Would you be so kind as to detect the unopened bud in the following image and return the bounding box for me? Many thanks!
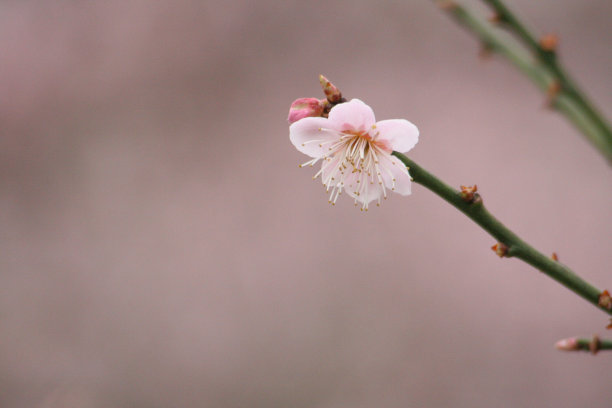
[539,34,558,52]
[491,242,508,257]
[319,75,343,104]
[545,80,561,108]
[287,97,325,124]
[488,12,502,23]
[598,290,612,310]
[460,185,478,202]
[437,0,457,10]
[555,337,579,351]
[478,43,494,60]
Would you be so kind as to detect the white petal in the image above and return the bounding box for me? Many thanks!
[380,155,412,196]
[327,99,376,132]
[375,119,419,153]
[289,117,340,158]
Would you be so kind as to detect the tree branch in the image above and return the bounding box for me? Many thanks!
[393,151,611,315]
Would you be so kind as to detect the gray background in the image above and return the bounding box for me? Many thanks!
[1,0,611,407]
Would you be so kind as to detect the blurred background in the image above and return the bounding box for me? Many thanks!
[1,0,611,407]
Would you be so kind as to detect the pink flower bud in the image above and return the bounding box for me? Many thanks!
[319,75,342,103]
[287,97,325,124]
[555,337,579,351]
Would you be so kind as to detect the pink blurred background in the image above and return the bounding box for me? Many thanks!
[1,0,611,407]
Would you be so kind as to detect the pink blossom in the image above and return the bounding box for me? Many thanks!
[287,97,325,124]
[289,99,419,210]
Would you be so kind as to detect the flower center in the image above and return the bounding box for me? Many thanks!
[298,125,400,210]
[324,128,395,209]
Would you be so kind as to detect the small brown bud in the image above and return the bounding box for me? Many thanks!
[478,43,494,60]
[437,0,457,10]
[551,252,559,261]
[460,185,478,202]
[598,290,612,310]
[539,33,558,52]
[589,334,601,355]
[545,80,561,108]
[491,242,508,257]
[488,12,502,23]
[607,318,612,330]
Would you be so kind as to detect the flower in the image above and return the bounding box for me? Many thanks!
[289,98,419,210]
[287,97,326,124]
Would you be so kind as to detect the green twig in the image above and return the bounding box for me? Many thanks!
[392,151,611,315]
[555,335,612,353]
[574,338,612,352]
[436,1,612,164]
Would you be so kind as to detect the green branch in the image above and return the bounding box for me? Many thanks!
[555,336,612,353]
[436,1,612,164]
[392,151,611,315]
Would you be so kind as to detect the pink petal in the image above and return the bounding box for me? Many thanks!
[380,155,412,195]
[327,99,376,133]
[375,119,419,153]
[342,171,384,206]
[289,117,340,158]
[342,171,377,200]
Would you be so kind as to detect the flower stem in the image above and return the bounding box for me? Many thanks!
[392,151,611,315]
[436,1,612,164]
